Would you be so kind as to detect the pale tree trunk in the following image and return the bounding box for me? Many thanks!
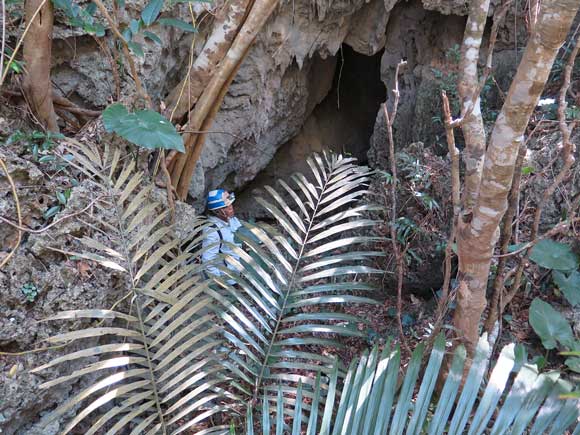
[22,0,59,132]
[453,0,580,353]
[164,0,252,122]
[171,0,279,199]
[458,0,490,212]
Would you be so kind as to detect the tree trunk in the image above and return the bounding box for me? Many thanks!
[22,0,59,132]
[453,0,580,354]
[171,0,279,199]
[164,0,252,122]
[458,0,490,212]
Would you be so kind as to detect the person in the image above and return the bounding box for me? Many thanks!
[201,188,243,280]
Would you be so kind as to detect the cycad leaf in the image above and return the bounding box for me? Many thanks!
[447,335,491,434]
[388,343,425,435]
[406,334,446,435]
[38,143,225,434]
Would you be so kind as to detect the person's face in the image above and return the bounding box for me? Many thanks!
[216,204,234,220]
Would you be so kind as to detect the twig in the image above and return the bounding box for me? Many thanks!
[0,157,22,270]
[0,196,104,234]
[0,0,48,87]
[383,60,410,355]
[93,35,121,101]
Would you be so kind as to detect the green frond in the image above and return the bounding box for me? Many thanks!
[36,142,226,434]
[210,152,383,422]
[258,334,580,434]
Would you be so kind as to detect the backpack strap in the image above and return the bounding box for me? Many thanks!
[215,227,224,254]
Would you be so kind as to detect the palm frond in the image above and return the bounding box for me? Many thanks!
[34,141,224,434]
[260,334,580,434]
[211,152,384,420]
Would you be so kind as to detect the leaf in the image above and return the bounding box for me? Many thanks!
[102,103,128,132]
[143,30,163,45]
[56,191,67,205]
[93,23,106,37]
[158,18,197,32]
[122,27,132,42]
[141,0,164,26]
[529,239,579,271]
[127,41,145,57]
[38,155,56,163]
[529,298,574,350]
[44,205,61,219]
[552,270,580,306]
[564,356,580,373]
[53,0,74,15]
[129,18,141,34]
[521,166,535,175]
[507,242,527,252]
[8,364,18,378]
[102,104,184,152]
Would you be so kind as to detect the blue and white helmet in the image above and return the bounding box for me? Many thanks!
[207,189,235,210]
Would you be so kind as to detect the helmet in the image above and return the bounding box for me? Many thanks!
[207,189,235,210]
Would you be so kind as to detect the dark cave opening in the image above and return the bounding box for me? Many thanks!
[236,44,386,216]
[308,43,387,165]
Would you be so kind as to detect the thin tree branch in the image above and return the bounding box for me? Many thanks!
[427,90,461,345]
[383,59,410,355]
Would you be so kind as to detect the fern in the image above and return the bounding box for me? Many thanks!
[209,152,384,420]
[33,140,226,434]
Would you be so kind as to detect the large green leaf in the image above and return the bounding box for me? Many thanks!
[529,298,574,350]
[158,17,197,32]
[141,0,164,26]
[553,270,580,306]
[102,104,184,152]
[530,239,579,271]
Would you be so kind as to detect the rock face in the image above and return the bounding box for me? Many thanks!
[0,0,540,432]
[44,0,486,213]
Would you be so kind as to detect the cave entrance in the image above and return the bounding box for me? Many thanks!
[309,44,387,164]
[237,44,386,217]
